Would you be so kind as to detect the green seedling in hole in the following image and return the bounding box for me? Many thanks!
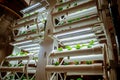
[68,20,72,23]
[33,57,38,60]
[74,3,77,6]
[74,61,79,65]
[8,64,12,67]
[58,7,63,11]
[76,18,80,20]
[86,61,92,64]
[77,78,83,80]
[85,15,90,18]
[18,63,24,67]
[32,29,36,32]
[58,47,63,51]
[16,52,19,56]
[89,40,95,45]
[54,62,59,66]
[10,75,14,79]
[10,54,14,56]
[22,31,27,35]
[64,62,70,65]
[75,44,81,49]
[87,45,92,48]
[65,46,72,50]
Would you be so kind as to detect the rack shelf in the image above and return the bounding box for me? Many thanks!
[54,14,99,30]
[52,0,95,17]
[13,19,36,30]
[10,37,40,46]
[50,46,102,58]
[17,12,39,23]
[14,31,37,39]
[6,55,29,61]
[66,72,103,76]
[53,22,101,36]
[46,63,103,74]
[0,67,24,72]
[55,0,73,8]
[64,54,103,62]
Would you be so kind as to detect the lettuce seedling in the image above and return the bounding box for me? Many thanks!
[58,47,63,51]
[89,40,95,45]
[54,62,59,66]
[74,3,77,6]
[75,44,81,49]
[77,78,83,80]
[86,61,92,64]
[58,7,63,11]
[65,46,72,50]
[74,61,79,65]
[64,62,70,65]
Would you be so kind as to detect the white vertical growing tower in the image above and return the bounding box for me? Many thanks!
[46,0,111,80]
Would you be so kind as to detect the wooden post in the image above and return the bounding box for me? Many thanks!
[98,0,117,80]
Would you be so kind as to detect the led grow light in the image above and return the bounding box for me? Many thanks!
[64,54,103,62]
[67,7,97,20]
[27,49,40,52]
[68,7,97,17]
[55,28,92,37]
[11,40,33,46]
[24,47,40,51]
[20,2,41,14]
[31,50,39,52]
[34,7,46,13]
[59,33,95,42]
[18,43,39,48]
[63,39,98,45]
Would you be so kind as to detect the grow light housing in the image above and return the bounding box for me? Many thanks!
[19,44,40,48]
[64,54,103,62]
[11,40,33,46]
[59,33,95,42]
[63,39,98,45]
[20,2,42,14]
[24,47,40,51]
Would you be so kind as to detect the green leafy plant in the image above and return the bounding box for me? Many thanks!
[74,61,79,65]
[75,44,81,49]
[74,3,77,6]
[87,45,92,48]
[31,29,36,32]
[58,47,63,51]
[65,46,72,50]
[58,7,63,11]
[19,52,28,56]
[76,18,80,20]
[54,62,59,66]
[63,62,70,65]
[85,15,90,18]
[87,40,95,48]
[33,57,38,60]
[21,31,27,35]
[77,78,83,80]
[18,63,24,67]
[89,40,95,45]
[10,54,14,56]
[86,61,92,64]
[8,64,12,67]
